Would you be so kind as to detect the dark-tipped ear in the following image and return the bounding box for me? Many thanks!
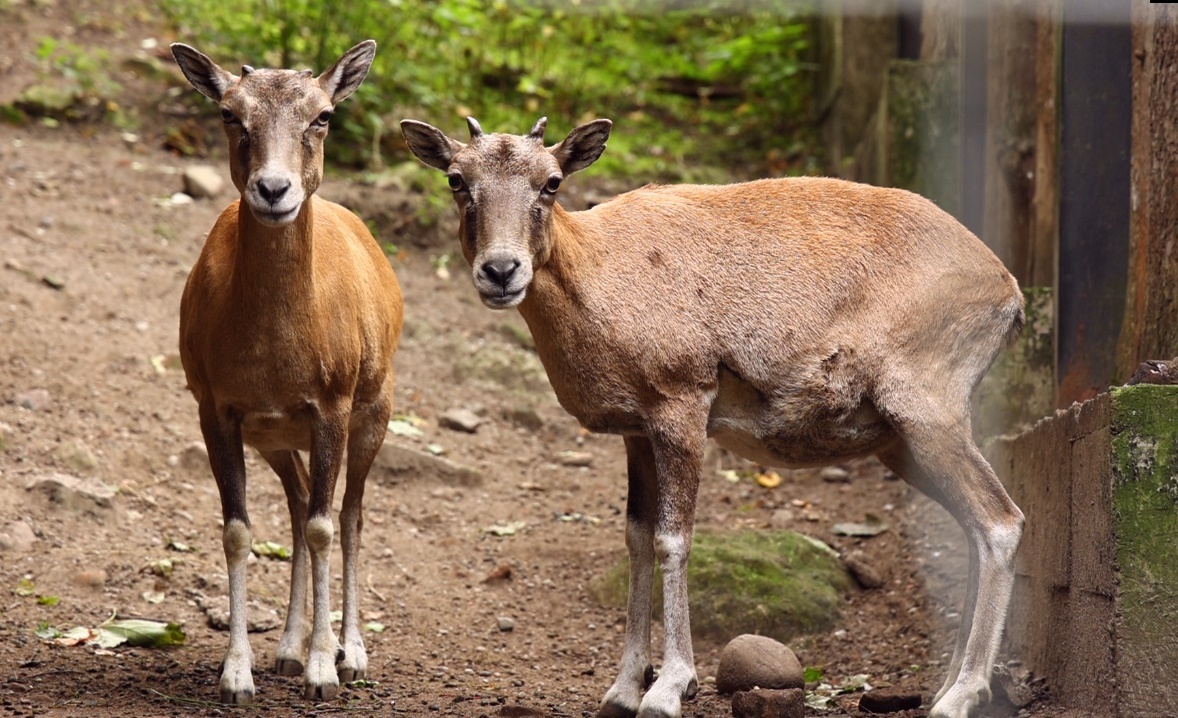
[319,40,377,105]
[550,119,612,175]
[171,43,236,102]
[400,120,464,171]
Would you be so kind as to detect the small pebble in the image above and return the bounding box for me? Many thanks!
[75,569,108,590]
[819,466,850,483]
[497,616,515,632]
[15,388,51,411]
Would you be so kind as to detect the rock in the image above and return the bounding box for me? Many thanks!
[504,404,543,430]
[591,531,851,642]
[858,690,922,713]
[183,165,225,199]
[15,388,51,411]
[716,634,804,694]
[374,440,482,486]
[769,508,793,529]
[0,421,13,451]
[731,688,804,718]
[75,569,108,590]
[451,344,550,393]
[179,441,209,472]
[555,450,593,467]
[200,595,282,632]
[0,521,36,552]
[843,549,884,589]
[53,439,98,473]
[26,473,117,520]
[819,466,850,483]
[990,664,1035,710]
[497,616,515,632]
[439,408,482,433]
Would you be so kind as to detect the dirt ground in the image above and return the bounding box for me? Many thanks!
[0,2,1091,717]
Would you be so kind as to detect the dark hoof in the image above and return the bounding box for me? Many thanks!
[274,657,304,676]
[683,678,698,700]
[644,664,655,688]
[336,646,346,664]
[338,666,366,683]
[596,701,638,718]
[305,681,339,701]
[219,687,255,705]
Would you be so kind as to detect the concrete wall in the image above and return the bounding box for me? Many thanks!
[987,385,1178,716]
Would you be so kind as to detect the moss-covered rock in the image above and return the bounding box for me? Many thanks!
[451,342,551,395]
[589,530,852,642]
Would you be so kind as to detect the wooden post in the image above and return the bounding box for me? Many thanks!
[1116,1,1178,378]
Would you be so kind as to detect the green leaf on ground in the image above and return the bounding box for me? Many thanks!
[37,595,59,606]
[251,541,292,560]
[16,578,35,597]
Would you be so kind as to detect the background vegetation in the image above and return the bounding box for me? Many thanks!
[163,0,820,181]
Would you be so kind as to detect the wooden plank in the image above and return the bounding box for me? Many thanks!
[1029,0,1060,290]
[1116,0,1178,378]
[981,0,1038,282]
[1055,1,1131,407]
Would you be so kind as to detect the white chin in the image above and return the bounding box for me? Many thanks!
[481,290,526,309]
[249,204,301,226]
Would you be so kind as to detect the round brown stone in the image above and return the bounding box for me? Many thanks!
[715,634,803,694]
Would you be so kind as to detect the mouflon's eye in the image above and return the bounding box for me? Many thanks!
[314,109,333,126]
[220,107,238,124]
[543,175,562,194]
[447,174,465,192]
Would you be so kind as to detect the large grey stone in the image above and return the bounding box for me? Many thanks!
[374,440,481,486]
[183,165,225,199]
[25,473,117,520]
[0,521,36,552]
[716,634,803,695]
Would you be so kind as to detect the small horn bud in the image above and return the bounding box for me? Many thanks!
[528,116,548,140]
[241,65,255,76]
[467,116,483,138]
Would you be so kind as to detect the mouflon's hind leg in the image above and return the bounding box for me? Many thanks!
[261,450,312,677]
[597,436,659,718]
[200,402,256,704]
[337,388,393,684]
[879,418,1023,718]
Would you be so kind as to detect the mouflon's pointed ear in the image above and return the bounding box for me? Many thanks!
[171,43,236,102]
[400,120,465,171]
[319,40,377,105]
[550,119,612,175]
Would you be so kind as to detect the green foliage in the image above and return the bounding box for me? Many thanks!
[164,0,818,179]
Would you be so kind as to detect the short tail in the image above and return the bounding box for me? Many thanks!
[1005,293,1026,347]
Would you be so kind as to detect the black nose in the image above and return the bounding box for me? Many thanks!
[257,177,291,205]
[481,258,521,289]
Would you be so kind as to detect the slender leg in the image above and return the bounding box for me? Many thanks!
[199,402,255,705]
[337,387,393,683]
[598,436,659,718]
[262,450,312,677]
[636,407,707,718]
[303,405,350,701]
[881,423,1023,718]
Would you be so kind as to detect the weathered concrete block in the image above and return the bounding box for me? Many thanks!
[990,385,1178,716]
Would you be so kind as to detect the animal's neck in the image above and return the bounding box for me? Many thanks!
[518,203,596,330]
[233,196,317,305]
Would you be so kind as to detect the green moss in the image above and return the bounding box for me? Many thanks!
[884,60,960,216]
[1110,385,1178,675]
[589,530,851,643]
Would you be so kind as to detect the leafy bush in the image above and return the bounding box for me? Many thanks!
[165,0,819,180]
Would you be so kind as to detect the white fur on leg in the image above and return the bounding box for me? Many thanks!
[929,520,1022,718]
[337,499,367,683]
[636,533,697,718]
[934,540,978,704]
[599,519,655,716]
[220,519,256,704]
[304,515,341,700]
[275,535,311,675]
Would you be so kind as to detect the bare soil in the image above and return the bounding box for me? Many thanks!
[0,3,1090,717]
